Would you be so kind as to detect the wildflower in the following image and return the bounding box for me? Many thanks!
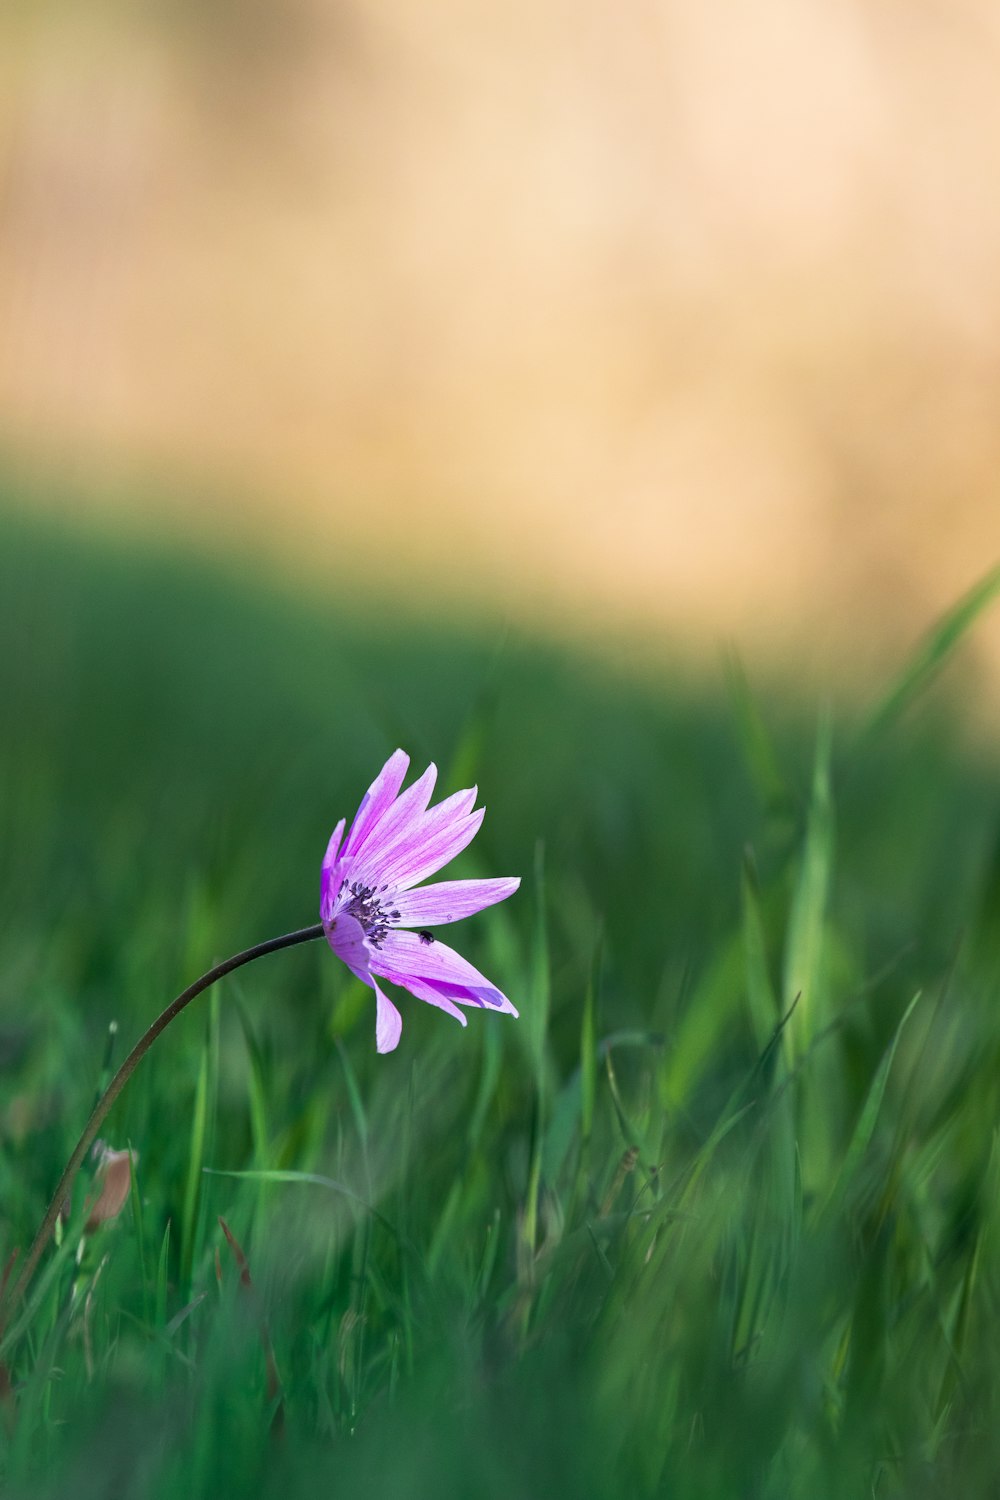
[321,750,520,1052]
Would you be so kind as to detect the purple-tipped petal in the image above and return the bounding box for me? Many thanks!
[353,762,438,871]
[374,982,403,1053]
[373,930,518,1015]
[320,817,347,922]
[391,974,468,1026]
[325,911,373,986]
[377,803,485,893]
[357,783,474,884]
[392,877,521,927]
[342,750,409,861]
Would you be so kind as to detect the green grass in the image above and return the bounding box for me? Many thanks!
[2,496,1000,1497]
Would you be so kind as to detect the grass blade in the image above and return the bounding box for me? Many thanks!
[822,990,921,1217]
[862,563,1000,740]
[783,709,833,1065]
[180,990,219,1292]
[725,648,789,809]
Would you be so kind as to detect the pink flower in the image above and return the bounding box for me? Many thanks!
[321,750,520,1052]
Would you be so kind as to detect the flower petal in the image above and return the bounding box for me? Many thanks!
[325,911,374,986]
[374,982,403,1053]
[391,974,468,1027]
[342,749,409,861]
[391,877,521,927]
[354,782,472,885]
[372,930,517,1014]
[320,817,346,922]
[376,800,485,893]
[353,762,438,872]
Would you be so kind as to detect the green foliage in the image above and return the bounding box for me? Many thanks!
[1,499,1000,1497]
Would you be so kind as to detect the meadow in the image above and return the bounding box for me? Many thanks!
[1,500,999,1498]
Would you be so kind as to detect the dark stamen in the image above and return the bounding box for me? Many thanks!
[342,880,396,948]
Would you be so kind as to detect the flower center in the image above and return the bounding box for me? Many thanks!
[338,879,400,949]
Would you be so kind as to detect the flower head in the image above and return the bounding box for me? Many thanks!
[321,750,520,1052]
[84,1142,138,1232]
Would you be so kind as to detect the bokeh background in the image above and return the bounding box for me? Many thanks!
[1,0,999,697]
[6,10,1000,1495]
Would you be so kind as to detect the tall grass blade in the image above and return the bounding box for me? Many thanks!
[742,856,778,1051]
[659,935,744,1109]
[782,708,833,1065]
[862,562,1000,740]
[155,1219,171,1331]
[526,840,551,1102]
[580,934,601,1148]
[180,990,219,1291]
[235,998,272,1230]
[725,648,788,809]
[822,990,921,1217]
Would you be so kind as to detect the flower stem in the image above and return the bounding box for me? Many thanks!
[0,922,325,1344]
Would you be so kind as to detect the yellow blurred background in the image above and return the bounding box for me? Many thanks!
[2,0,999,695]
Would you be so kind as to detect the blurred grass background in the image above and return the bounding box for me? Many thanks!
[2,503,1000,1496]
[3,2,1000,1495]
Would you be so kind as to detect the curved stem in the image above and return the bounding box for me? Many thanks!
[0,922,325,1342]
